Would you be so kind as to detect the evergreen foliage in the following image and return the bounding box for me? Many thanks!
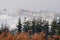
[57,16,60,35]
[17,18,22,33]
[51,19,58,35]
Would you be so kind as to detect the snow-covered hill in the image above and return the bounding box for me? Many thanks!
[0,9,60,30]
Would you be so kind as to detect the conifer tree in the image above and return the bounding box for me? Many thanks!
[57,16,60,35]
[51,19,58,35]
[30,17,37,34]
[32,20,36,33]
[17,18,22,33]
[43,21,49,40]
[0,23,4,34]
[23,17,30,32]
[36,19,42,33]
[43,21,49,33]
[23,21,29,32]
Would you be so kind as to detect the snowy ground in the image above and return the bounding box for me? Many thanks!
[0,13,58,31]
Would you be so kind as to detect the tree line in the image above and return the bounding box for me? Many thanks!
[0,17,60,40]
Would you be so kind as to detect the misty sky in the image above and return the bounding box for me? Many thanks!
[0,0,60,13]
[0,0,60,30]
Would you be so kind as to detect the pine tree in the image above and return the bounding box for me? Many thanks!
[17,18,22,33]
[43,21,49,33]
[23,17,30,32]
[0,23,4,34]
[23,21,29,32]
[57,16,60,35]
[32,20,36,33]
[25,17,36,34]
[43,21,49,40]
[36,19,42,33]
[51,19,58,35]
[30,17,37,34]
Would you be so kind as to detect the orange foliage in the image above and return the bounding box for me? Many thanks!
[0,32,60,40]
[39,31,45,40]
[32,31,45,40]
[16,32,29,40]
[32,33,40,40]
[0,32,16,40]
